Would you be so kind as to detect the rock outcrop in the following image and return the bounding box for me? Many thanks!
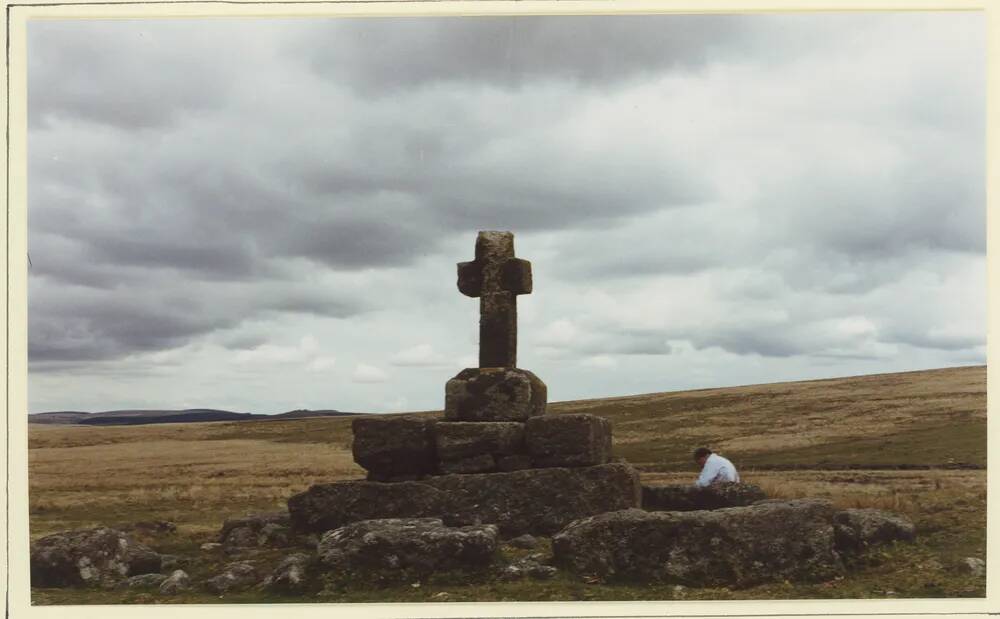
[219,511,293,550]
[317,518,498,581]
[30,527,162,588]
[552,500,845,586]
[833,508,916,553]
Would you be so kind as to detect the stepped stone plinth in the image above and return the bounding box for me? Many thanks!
[297,231,639,537]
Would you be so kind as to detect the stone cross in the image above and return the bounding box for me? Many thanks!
[457,231,532,368]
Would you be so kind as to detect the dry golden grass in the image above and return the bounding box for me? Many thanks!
[27,366,987,602]
[30,430,362,538]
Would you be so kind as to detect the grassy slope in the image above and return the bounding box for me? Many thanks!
[28,365,987,602]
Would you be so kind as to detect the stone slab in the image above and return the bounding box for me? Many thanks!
[287,481,446,534]
[351,415,436,477]
[434,421,525,460]
[287,463,641,537]
[525,414,612,467]
[424,462,641,536]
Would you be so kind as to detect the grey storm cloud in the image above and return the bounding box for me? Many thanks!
[298,14,758,93]
[25,11,985,383]
[27,20,241,130]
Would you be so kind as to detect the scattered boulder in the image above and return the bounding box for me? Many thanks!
[424,462,642,536]
[115,573,168,590]
[287,480,448,534]
[642,482,767,511]
[205,561,259,594]
[959,557,986,577]
[30,527,162,588]
[159,569,191,595]
[159,554,185,571]
[833,508,916,553]
[525,414,612,467]
[261,553,313,594]
[552,500,845,587]
[500,556,557,581]
[445,368,546,422]
[220,511,292,549]
[351,415,437,478]
[508,534,539,549]
[123,520,177,536]
[317,518,498,581]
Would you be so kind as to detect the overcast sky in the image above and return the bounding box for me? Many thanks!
[26,11,986,414]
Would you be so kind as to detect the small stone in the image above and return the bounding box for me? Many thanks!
[508,534,539,549]
[115,573,168,590]
[960,557,985,577]
[159,554,184,571]
[206,561,259,594]
[200,543,223,552]
[525,414,613,467]
[262,553,312,594]
[158,570,191,595]
[527,564,557,580]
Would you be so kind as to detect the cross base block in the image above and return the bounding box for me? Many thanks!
[445,367,547,422]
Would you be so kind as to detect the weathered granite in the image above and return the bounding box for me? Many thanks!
[552,499,845,586]
[287,463,641,537]
[642,482,767,511]
[287,480,448,534]
[445,367,547,422]
[317,518,498,580]
[351,415,437,477]
[525,414,612,467]
[457,231,532,368]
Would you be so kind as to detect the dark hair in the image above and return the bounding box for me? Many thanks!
[693,447,712,461]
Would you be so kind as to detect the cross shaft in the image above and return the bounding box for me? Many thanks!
[457,231,532,368]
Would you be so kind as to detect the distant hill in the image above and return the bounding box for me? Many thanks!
[28,411,93,425]
[269,409,359,420]
[29,407,362,426]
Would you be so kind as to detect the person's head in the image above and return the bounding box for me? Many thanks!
[693,447,712,466]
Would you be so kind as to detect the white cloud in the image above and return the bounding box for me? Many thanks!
[352,363,389,384]
[389,344,447,367]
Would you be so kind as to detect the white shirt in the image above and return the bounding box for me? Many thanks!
[696,453,740,487]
